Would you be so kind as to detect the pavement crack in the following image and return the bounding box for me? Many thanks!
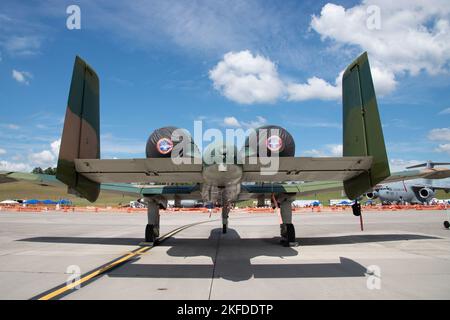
[208,229,221,300]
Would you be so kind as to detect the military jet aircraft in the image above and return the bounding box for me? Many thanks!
[366,161,450,204]
[3,52,450,245]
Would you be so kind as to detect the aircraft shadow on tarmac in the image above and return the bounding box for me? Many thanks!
[19,229,440,282]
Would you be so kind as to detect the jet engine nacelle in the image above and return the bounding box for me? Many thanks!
[418,187,435,200]
[243,125,295,158]
[366,191,379,200]
[146,126,200,159]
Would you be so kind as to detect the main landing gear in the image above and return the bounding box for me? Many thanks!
[276,194,298,247]
[144,197,165,244]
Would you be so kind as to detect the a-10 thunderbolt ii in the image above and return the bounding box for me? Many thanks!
[366,161,450,204]
[52,52,450,246]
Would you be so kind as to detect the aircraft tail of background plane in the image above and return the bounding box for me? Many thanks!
[56,56,100,202]
[342,52,390,199]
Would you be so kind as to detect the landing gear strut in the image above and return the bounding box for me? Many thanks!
[222,205,229,234]
[144,197,165,244]
[145,224,157,243]
[277,193,298,247]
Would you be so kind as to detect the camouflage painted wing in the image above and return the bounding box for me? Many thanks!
[0,171,200,200]
[243,167,450,199]
[238,181,344,201]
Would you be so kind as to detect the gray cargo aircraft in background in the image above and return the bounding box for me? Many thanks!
[366,161,450,204]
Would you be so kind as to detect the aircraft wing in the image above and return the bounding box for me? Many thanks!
[239,181,344,200]
[100,183,202,200]
[242,156,373,182]
[238,165,450,198]
[381,168,450,183]
[0,171,61,185]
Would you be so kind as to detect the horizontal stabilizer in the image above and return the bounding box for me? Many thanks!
[74,158,203,184]
[242,156,372,183]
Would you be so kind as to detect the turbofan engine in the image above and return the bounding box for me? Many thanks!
[146,126,200,159]
[366,191,379,200]
[242,125,295,158]
[418,187,435,200]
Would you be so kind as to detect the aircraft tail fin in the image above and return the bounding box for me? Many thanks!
[56,56,100,202]
[342,52,390,199]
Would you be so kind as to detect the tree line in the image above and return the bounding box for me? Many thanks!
[31,167,57,175]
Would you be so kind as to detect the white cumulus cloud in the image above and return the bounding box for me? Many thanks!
[28,150,55,167]
[210,49,397,104]
[209,50,285,104]
[428,128,450,141]
[223,116,241,127]
[27,139,61,168]
[0,160,32,172]
[50,139,61,157]
[439,108,450,115]
[12,69,32,85]
[435,144,450,155]
[287,76,341,101]
[389,158,423,172]
[303,144,343,157]
[222,116,268,129]
[310,0,450,95]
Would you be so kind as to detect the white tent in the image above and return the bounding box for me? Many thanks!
[0,200,19,205]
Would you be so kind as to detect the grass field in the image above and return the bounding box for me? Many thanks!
[0,181,136,206]
[0,180,448,207]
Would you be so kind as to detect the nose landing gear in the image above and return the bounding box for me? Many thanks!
[222,204,229,234]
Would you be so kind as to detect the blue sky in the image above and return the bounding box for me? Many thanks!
[0,0,450,172]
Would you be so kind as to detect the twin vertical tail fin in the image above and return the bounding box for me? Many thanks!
[342,52,390,199]
[56,56,100,202]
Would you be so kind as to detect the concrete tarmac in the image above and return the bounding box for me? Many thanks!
[0,210,449,299]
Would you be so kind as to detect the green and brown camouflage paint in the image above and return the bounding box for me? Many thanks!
[342,52,390,199]
[56,56,100,202]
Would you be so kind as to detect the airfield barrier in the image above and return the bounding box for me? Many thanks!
[0,203,448,214]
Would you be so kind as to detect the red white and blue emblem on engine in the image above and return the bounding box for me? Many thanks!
[157,138,174,154]
[266,135,282,152]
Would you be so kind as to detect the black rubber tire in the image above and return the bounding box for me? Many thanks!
[145,224,155,243]
[222,224,227,234]
[352,202,361,216]
[280,224,287,238]
[444,221,450,229]
[286,223,296,243]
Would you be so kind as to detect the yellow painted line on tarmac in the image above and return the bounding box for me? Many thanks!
[37,246,150,300]
[35,219,216,300]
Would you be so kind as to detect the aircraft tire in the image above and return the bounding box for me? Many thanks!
[286,223,296,244]
[444,221,450,229]
[280,224,287,238]
[145,224,156,243]
[352,202,361,216]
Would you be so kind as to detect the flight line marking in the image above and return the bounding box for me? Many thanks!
[32,220,217,300]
